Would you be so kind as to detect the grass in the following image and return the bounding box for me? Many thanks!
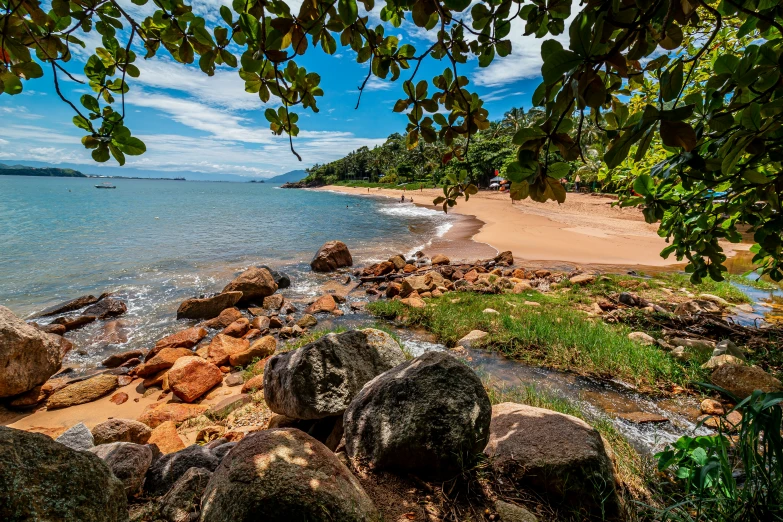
[368,290,708,392]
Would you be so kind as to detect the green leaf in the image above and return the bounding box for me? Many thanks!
[713,55,739,76]
[512,127,546,145]
[443,0,471,11]
[510,181,530,200]
[661,61,683,102]
[220,5,232,25]
[633,174,654,196]
[541,49,581,85]
[109,143,126,166]
[72,115,92,131]
[741,104,762,131]
[742,170,771,184]
[13,62,43,79]
[0,72,23,95]
[338,0,358,25]
[660,120,697,151]
[547,162,570,179]
[92,145,110,162]
[116,137,146,155]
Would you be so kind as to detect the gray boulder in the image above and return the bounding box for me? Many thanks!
[211,442,236,461]
[0,305,64,398]
[713,339,745,360]
[145,444,220,497]
[83,298,127,319]
[264,328,406,420]
[55,422,94,451]
[484,402,618,515]
[343,350,492,480]
[92,418,152,445]
[200,429,378,522]
[0,426,128,521]
[90,442,153,497]
[158,467,212,522]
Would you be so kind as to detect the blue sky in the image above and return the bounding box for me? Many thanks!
[0,1,573,180]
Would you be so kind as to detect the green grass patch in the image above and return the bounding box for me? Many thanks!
[368,291,706,391]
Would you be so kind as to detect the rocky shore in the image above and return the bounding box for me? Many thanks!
[1,240,781,521]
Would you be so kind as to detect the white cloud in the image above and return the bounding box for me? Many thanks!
[481,88,525,103]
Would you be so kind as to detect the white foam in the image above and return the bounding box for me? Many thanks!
[377,205,443,218]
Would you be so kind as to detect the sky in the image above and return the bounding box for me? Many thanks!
[0,1,575,180]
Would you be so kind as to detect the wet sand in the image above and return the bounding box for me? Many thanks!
[316,186,749,268]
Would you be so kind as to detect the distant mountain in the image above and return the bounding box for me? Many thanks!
[0,163,87,177]
[266,170,307,184]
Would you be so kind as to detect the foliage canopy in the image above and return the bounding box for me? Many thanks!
[1,0,783,280]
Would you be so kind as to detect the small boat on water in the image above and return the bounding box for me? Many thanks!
[95,182,116,189]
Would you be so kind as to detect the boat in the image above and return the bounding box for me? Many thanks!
[95,182,116,189]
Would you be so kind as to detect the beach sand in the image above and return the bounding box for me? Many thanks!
[316,186,749,269]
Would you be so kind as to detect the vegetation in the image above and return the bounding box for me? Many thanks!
[4,0,781,279]
[0,163,86,177]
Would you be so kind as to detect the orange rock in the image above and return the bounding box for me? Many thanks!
[196,425,225,444]
[403,264,417,274]
[431,254,450,265]
[143,369,168,389]
[148,420,186,454]
[229,335,277,367]
[149,327,208,358]
[464,270,479,283]
[136,347,194,377]
[199,307,243,329]
[700,399,725,416]
[241,374,265,394]
[167,356,223,403]
[511,268,526,279]
[305,294,337,314]
[250,316,270,331]
[110,392,129,405]
[242,329,261,340]
[207,334,250,366]
[137,402,209,428]
[220,317,250,338]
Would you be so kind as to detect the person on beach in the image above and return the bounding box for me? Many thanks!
[574,174,581,192]
[400,195,405,203]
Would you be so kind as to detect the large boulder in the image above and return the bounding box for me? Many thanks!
[310,240,353,272]
[259,265,291,289]
[136,347,194,377]
[92,419,152,445]
[47,373,119,410]
[145,444,220,497]
[158,467,212,522]
[90,442,153,497]
[264,329,406,420]
[711,364,783,399]
[200,429,378,522]
[222,267,278,305]
[0,305,64,398]
[83,298,127,319]
[206,334,249,366]
[343,351,491,480]
[0,426,128,521]
[484,402,618,514]
[167,356,223,403]
[176,292,243,320]
[149,327,208,358]
[228,335,276,367]
[55,422,94,451]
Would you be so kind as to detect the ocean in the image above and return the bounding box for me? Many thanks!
[0,176,454,371]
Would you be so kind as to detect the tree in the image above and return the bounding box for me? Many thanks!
[1,0,782,280]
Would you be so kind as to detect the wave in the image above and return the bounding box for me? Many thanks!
[377,205,444,218]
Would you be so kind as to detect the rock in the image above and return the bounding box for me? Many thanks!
[264,328,406,420]
[224,372,244,387]
[700,399,725,416]
[206,334,249,366]
[400,295,426,308]
[484,402,618,513]
[159,467,212,522]
[211,442,236,461]
[222,267,278,305]
[47,373,119,410]
[110,392,129,405]
[310,240,353,272]
[0,306,65,398]
[146,444,220,497]
[209,394,251,418]
[148,421,186,454]
[403,263,416,273]
[569,273,595,285]
[197,426,226,444]
[733,303,755,313]
[296,314,318,328]
[39,323,67,335]
[167,357,223,403]
[0,427,128,521]
[702,354,745,370]
[628,331,655,346]
[220,318,250,339]
[83,298,127,319]
[249,315,270,332]
[616,412,669,424]
[366,261,395,276]
[143,369,169,389]
[698,293,730,307]
[618,292,638,307]
[55,422,95,451]
[199,307,243,329]
[495,501,538,522]
[713,339,745,360]
[6,384,48,409]
[457,329,488,349]
[137,402,210,429]
[431,254,450,265]
[344,351,491,480]
[305,294,337,314]
[671,337,715,354]
[241,374,265,393]
[494,251,514,266]
[675,299,722,315]
[229,335,276,367]
[262,294,284,311]
[483,308,499,315]
[671,346,691,361]
[698,411,743,432]
[101,349,144,368]
[512,281,533,293]
[259,266,291,289]
[151,327,208,358]
[710,364,783,399]
[36,294,100,317]
[51,314,97,331]
[177,292,243,320]
[90,442,152,497]
[389,255,406,270]
[268,315,284,329]
[201,429,377,522]
[137,347,194,377]
[92,419,152,445]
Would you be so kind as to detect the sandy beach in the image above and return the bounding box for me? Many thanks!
[316,185,748,269]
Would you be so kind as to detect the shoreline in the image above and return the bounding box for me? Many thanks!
[314,185,750,272]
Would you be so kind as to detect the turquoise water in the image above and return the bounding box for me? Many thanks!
[0,176,453,369]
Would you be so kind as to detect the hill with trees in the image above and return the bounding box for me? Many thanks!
[0,163,87,178]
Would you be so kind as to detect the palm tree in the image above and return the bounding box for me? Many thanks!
[501,107,526,131]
